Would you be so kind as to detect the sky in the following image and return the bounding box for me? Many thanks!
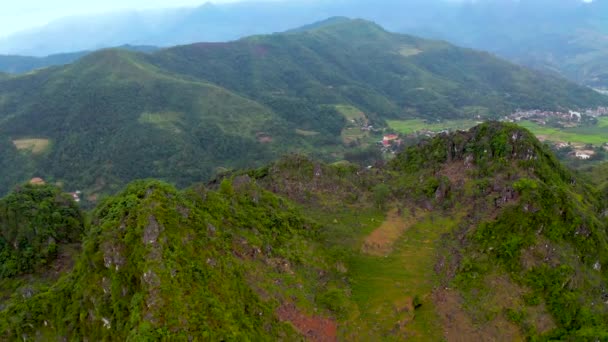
[1,0,597,38]
[0,0,249,38]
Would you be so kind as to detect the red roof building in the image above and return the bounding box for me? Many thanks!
[383,134,399,142]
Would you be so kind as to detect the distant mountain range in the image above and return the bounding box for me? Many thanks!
[2,0,607,89]
[0,45,158,74]
[0,18,605,198]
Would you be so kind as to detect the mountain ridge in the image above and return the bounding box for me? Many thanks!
[0,122,606,340]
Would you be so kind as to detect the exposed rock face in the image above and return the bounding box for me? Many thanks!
[143,215,162,246]
[102,241,126,271]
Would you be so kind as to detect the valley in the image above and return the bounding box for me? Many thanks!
[0,12,607,342]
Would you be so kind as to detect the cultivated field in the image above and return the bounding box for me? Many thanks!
[12,138,50,154]
[388,117,608,147]
[336,105,371,145]
[387,119,479,135]
[519,119,608,145]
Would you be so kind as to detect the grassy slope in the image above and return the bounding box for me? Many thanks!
[0,49,297,196]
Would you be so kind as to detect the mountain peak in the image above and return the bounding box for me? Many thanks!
[287,17,386,35]
[392,122,570,184]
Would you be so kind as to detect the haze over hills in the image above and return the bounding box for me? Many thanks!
[0,122,607,340]
[0,19,605,198]
[2,0,608,89]
[0,45,158,74]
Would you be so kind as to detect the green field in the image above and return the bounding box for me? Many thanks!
[387,119,479,135]
[518,120,608,145]
[388,118,608,146]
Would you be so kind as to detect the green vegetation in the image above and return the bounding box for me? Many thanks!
[0,184,84,277]
[0,19,605,198]
[0,122,607,340]
[519,120,608,145]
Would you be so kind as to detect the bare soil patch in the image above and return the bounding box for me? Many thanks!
[361,208,417,256]
[276,303,337,342]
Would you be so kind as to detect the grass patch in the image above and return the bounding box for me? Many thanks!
[335,105,367,122]
[335,105,370,145]
[597,116,608,128]
[295,129,320,136]
[387,119,479,135]
[399,46,423,57]
[12,138,51,154]
[344,211,459,341]
[138,111,183,133]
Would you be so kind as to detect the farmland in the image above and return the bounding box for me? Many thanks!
[388,118,608,147]
[12,138,50,154]
[518,119,608,145]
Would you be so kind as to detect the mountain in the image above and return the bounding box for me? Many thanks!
[0,51,89,74]
[0,122,606,340]
[3,0,608,89]
[0,45,159,74]
[0,18,606,199]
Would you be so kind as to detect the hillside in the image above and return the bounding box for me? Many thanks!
[0,46,159,74]
[0,122,606,340]
[0,52,88,74]
[152,18,608,119]
[0,49,303,197]
[0,19,606,198]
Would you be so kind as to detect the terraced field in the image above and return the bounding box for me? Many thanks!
[336,105,370,145]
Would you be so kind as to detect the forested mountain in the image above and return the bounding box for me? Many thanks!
[0,45,158,74]
[0,51,89,74]
[2,0,608,89]
[0,18,605,198]
[1,122,607,340]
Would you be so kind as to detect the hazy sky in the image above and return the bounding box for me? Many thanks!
[0,0,250,38]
